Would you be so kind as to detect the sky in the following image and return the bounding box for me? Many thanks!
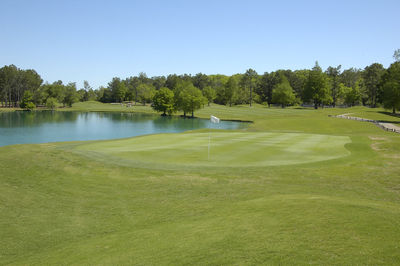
[1,0,399,89]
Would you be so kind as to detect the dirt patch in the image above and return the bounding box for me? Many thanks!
[371,143,385,151]
[384,154,400,159]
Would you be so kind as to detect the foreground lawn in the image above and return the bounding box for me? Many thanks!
[1,103,400,264]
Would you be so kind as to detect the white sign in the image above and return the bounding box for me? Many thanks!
[210,115,220,123]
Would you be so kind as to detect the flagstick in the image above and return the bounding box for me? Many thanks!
[208,121,211,160]
[208,115,219,161]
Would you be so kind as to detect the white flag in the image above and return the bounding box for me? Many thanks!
[210,115,220,123]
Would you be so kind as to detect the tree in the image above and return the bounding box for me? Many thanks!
[137,83,156,105]
[179,85,207,117]
[0,65,19,107]
[210,75,229,104]
[0,66,42,107]
[83,80,92,91]
[241,69,258,106]
[152,87,175,115]
[272,76,296,108]
[77,89,86,102]
[151,76,166,90]
[382,62,400,113]
[108,78,127,102]
[192,73,210,90]
[174,80,206,117]
[303,61,331,109]
[46,97,58,110]
[79,81,96,102]
[340,68,362,88]
[173,80,190,116]
[339,82,361,107]
[326,65,342,107]
[202,86,216,106]
[20,90,35,110]
[62,83,78,107]
[394,49,400,62]
[362,63,385,107]
[257,72,280,106]
[218,76,238,106]
[165,74,181,91]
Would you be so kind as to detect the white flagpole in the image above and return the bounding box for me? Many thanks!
[208,120,211,160]
[208,115,220,160]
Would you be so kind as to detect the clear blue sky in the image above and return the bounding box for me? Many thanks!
[1,0,399,89]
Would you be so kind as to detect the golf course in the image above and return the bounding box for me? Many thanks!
[1,102,400,264]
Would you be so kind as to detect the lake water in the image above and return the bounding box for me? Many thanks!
[0,111,247,147]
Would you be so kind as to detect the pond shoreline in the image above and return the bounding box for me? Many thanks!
[1,106,254,124]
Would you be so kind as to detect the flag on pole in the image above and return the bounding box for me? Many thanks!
[210,115,220,123]
[208,115,219,160]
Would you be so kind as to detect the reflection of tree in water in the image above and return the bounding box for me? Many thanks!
[0,111,78,128]
[86,112,159,123]
[107,112,158,123]
[0,111,159,128]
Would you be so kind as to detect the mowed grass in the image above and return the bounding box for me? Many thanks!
[73,132,351,168]
[1,103,400,265]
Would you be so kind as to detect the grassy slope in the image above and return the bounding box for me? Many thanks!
[1,102,400,265]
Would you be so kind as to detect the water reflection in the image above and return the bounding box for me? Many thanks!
[0,111,246,146]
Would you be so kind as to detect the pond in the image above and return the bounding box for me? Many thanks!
[0,111,247,147]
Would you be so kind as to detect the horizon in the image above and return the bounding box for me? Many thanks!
[1,0,399,89]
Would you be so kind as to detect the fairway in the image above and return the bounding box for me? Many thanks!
[73,132,351,168]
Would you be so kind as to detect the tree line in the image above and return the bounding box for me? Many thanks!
[1,49,399,114]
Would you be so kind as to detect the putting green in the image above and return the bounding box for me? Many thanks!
[73,132,351,168]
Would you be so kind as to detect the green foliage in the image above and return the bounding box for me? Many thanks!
[272,77,296,108]
[76,81,96,102]
[137,84,156,105]
[152,87,175,115]
[326,65,342,106]
[108,78,127,103]
[202,86,216,106]
[192,73,210,90]
[304,62,331,108]
[382,62,400,113]
[37,82,66,105]
[217,76,237,106]
[240,68,258,106]
[151,76,166,90]
[174,80,206,117]
[0,65,42,107]
[20,90,35,109]
[77,89,86,102]
[362,63,385,107]
[1,62,395,111]
[210,75,229,105]
[257,72,279,106]
[24,102,36,110]
[46,97,58,110]
[340,68,362,88]
[339,83,361,106]
[393,49,400,62]
[62,83,79,107]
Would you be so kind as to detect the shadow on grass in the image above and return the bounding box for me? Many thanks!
[375,111,400,124]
